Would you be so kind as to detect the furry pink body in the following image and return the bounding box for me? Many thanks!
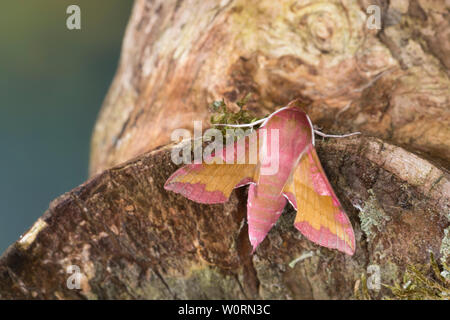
[246,108,312,250]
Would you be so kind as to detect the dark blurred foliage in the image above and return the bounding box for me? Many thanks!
[0,1,133,253]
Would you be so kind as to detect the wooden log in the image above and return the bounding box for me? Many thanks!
[0,137,448,299]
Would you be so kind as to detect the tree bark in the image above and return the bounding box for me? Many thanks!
[1,0,449,299]
[0,136,448,299]
[90,0,449,176]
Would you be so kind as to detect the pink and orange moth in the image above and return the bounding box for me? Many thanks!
[164,101,359,255]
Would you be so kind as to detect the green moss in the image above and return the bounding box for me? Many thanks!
[358,190,391,241]
[381,260,400,287]
[384,253,450,300]
[354,273,372,300]
[355,254,450,300]
[209,94,265,141]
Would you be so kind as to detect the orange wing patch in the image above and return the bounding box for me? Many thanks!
[165,162,257,203]
[289,146,355,255]
[165,131,260,204]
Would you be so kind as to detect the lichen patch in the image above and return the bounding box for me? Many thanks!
[17,218,48,250]
[356,190,391,241]
[440,227,450,264]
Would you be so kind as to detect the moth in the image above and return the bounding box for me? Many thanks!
[164,101,359,255]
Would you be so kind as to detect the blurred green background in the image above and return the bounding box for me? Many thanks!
[0,1,133,253]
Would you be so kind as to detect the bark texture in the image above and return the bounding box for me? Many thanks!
[90,0,450,176]
[0,0,449,299]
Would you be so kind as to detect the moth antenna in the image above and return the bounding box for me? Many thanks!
[213,117,268,128]
[314,130,361,139]
[353,68,395,93]
[214,106,294,128]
